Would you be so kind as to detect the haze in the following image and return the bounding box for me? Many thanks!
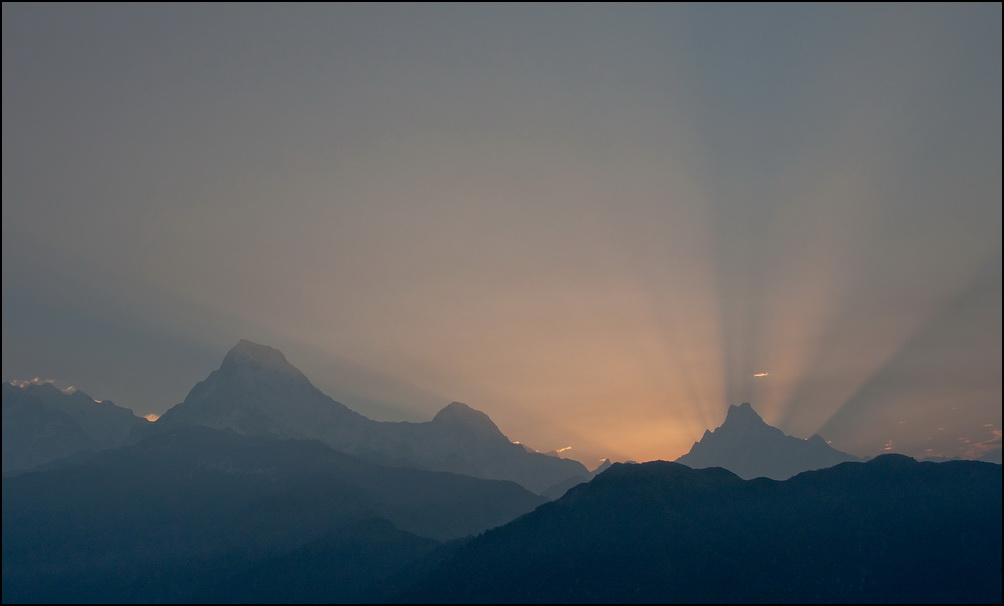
[3,4,1000,466]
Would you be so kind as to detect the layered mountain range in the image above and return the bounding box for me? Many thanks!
[3,340,593,494]
[9,339,991,487]
[2,425,545,603]
[6,438,996,603]
[154,339,591,494]
[3,339,1000,603]
[2,380,148,474]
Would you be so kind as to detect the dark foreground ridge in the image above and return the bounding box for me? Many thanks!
[3,413,999,603]
[399,455,1002,604]
[2,426,544,603]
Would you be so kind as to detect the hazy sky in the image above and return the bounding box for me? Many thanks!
[3,3,1001,466]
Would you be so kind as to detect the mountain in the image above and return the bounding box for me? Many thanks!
[977,448,1002,464]
[399,456,1002,604]
[540,458,613,500]
[156,339,590,494]
[2,426,545,603]
[675,401,861,479]
[2,380,150,475]
[155,340,371,443]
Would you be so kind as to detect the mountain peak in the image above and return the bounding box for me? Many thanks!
[156,339,363,440]
[150,344,589,494]
[676,402,861,480]
[219,340,304,378]
[432,402,505,437]
[724,401,766,426]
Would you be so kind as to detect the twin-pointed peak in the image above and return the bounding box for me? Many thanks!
[676,401,861,480]
[212,343,505,441]
[724,402,767,426]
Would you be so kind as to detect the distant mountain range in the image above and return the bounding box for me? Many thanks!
[2,340,1001,603]
[2,381,148,474]
[6,342,996,487]
[154,339,591,494]
[4,340,594,495]
[675,401,863,479]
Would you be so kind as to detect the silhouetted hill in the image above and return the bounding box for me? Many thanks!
[676,401,862,479]
[399,456,1002,604]
[2,381,150,475]
[539,458,614,500]
[1,426,544,603]
[156,340,589,493]
[197,519,469,604]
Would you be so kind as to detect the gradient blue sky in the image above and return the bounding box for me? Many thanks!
[3,3,1001,466]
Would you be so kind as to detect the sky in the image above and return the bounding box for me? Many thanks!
[3,3,1001,467]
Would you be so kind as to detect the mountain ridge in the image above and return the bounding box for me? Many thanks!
[2,425,546,603]
[399,455,1002,603]
[154,340,590,494]
[2,381,150,475]
[675,401,862,479]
